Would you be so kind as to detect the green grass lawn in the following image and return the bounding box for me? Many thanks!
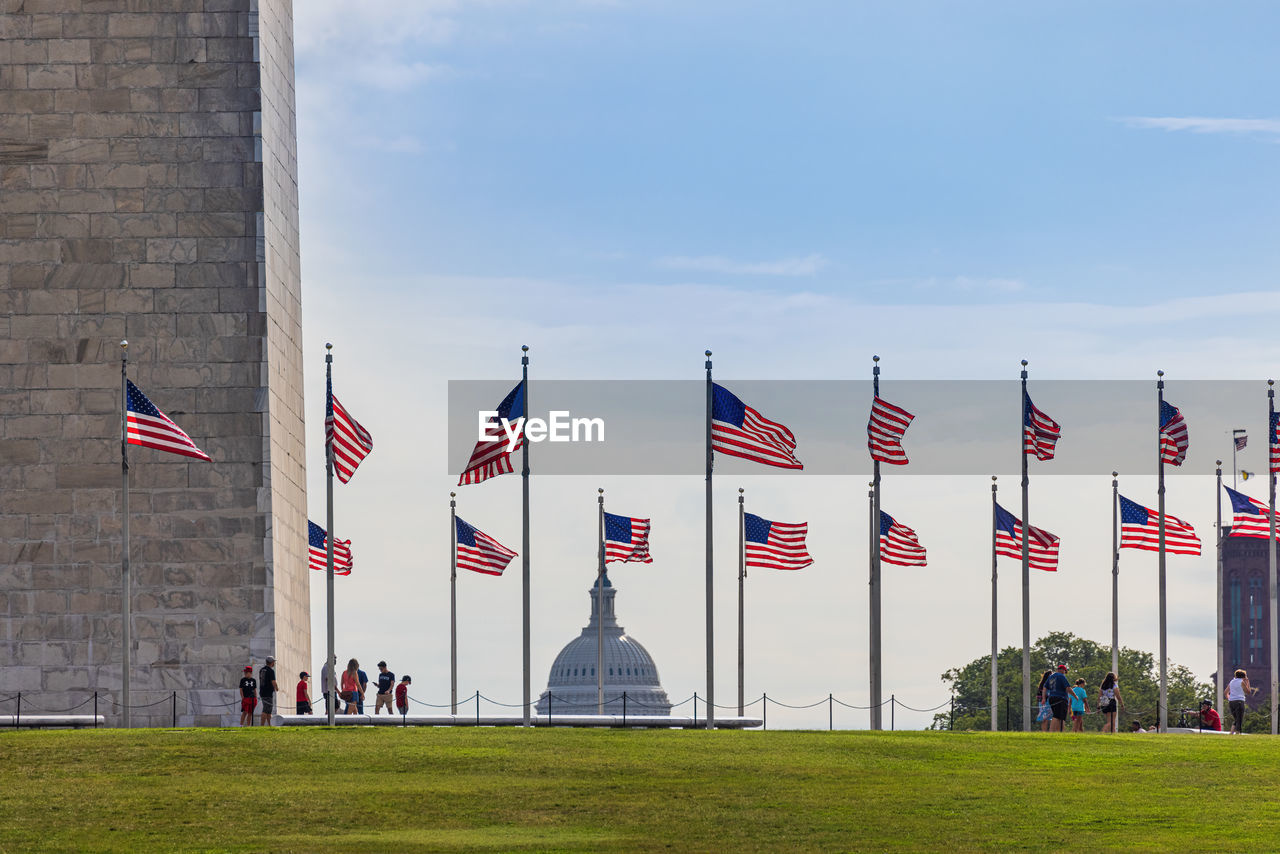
[0,727,1276,852]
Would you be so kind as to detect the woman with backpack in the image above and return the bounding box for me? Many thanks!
[1099,672,1123,733]
[341,658,361,715]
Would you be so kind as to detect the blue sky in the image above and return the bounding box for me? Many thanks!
[293,2,1280,727]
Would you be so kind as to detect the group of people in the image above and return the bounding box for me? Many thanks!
[237,657,413,725]
[1035,664,1259,734]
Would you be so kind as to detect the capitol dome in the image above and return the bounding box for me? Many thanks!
[535,571,672,716]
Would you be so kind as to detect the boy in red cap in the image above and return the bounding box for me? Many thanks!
[238,666,257,726]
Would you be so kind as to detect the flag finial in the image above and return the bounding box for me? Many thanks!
[705,350,712,357]
[1269,379,1275,387]
[120,339,127,351]
[992,475,997,481]
[1112,470,1118,477]
[325,342,332,350]
[872,354,879,363]
[1157,369,1164,378]
[598,487,604,494]
[450,491,455,498]
[1021,359,1028,367]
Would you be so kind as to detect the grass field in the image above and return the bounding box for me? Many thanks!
[1,727,1277,852]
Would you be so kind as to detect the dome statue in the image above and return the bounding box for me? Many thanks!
[535,571,672,716]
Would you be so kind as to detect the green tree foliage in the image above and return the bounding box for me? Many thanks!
[933,632,1211,731]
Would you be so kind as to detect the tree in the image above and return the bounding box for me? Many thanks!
[932,632,1212,731]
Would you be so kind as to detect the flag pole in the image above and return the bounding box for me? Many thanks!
[990,475,998,732]
[597,487,605,716]
[704,350,715,730]
[521,345,531,727]
[1232,430,1244,491]
[1269,380,1277,734]
[737,487,745,718]
[1215,461,1224,712]
[450,491,458,715]
[870,355,883,731]
[1156,370,1168,732]
[1112,471,1119,678]
[1020,359,1031,732]
[325,343,336,726]
[119,339,131,729]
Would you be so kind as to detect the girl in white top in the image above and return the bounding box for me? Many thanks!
[1226,669,1255,734]
[1099,672,1123,733]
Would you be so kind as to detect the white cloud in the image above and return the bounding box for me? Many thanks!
[350,60,452,91]
[1119,116,1280,140]
[655,253,828,276]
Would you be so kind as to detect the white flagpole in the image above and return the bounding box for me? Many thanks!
[1215,461,1224,713]
[1157,370,1167,732]
[1112,471,1119,678]
[704,350,715,730]
[597,488,605,715]
[450,492,457,715]
[120,339,131,729]
[870,356,883,731]
[325,343,336,726]
[521,346,531,727]
[1269,381,1277,735]
[990,475,998,732]
[1020,360,1031,732]
[737,487,745,718]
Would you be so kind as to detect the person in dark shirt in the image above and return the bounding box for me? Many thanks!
[259,657,279,727]
[374,661,396,715]
[356,667,369,714]
[238,666,257,727]
[1045,663,1072,732]
[395,675,411,716]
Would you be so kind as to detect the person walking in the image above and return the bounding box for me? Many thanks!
[238,666,257,727]
[1034,670,1053,731]
[1098,672,1123,733]
[341,658,361,715]
[374,661,396,714]
[320,656,336,716]
[356,665,370,714]
[1069,678,1090,732]
[1045,663,1072,732]
[258,656,279,727]
[1225,668,1256,734]
[296,672,312,715]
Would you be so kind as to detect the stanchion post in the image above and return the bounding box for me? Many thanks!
[693,692,698,729]
[763,693,767,730]
[94,691,98,728]
[475,691,480,726]
[891,694,895,731]
[623,691,628,727]
[172,691,176,728]
[951,696,955,731]
[16,692,20,729]
[829,693,833,731]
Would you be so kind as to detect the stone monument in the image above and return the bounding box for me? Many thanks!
[0,0,306,725]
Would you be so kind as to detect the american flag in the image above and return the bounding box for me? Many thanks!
[1159,400,1188,467]
[711,383,802,469]
[455,516,517,575]
[1271,411,1280,474]
[458,381,525,486]
[308,520,352,575]
[879,511,926,566]
[743,513,812,570]
[326,376,373,484]
[125,380,211,461]
[1118,495,1201,556]
[994,503,1060,572]
[1235,433,1248,451]
[1023,391,1061,461]
[604,512,652,563]
[1224,486,1273,539]
[867,395,914,465]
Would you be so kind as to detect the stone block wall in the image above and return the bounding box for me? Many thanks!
[0,0,307,726]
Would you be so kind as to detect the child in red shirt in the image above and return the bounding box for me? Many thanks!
[395,675,411,715]
[296,672,312,715]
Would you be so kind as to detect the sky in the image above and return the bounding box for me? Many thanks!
[292,1,1280,728]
